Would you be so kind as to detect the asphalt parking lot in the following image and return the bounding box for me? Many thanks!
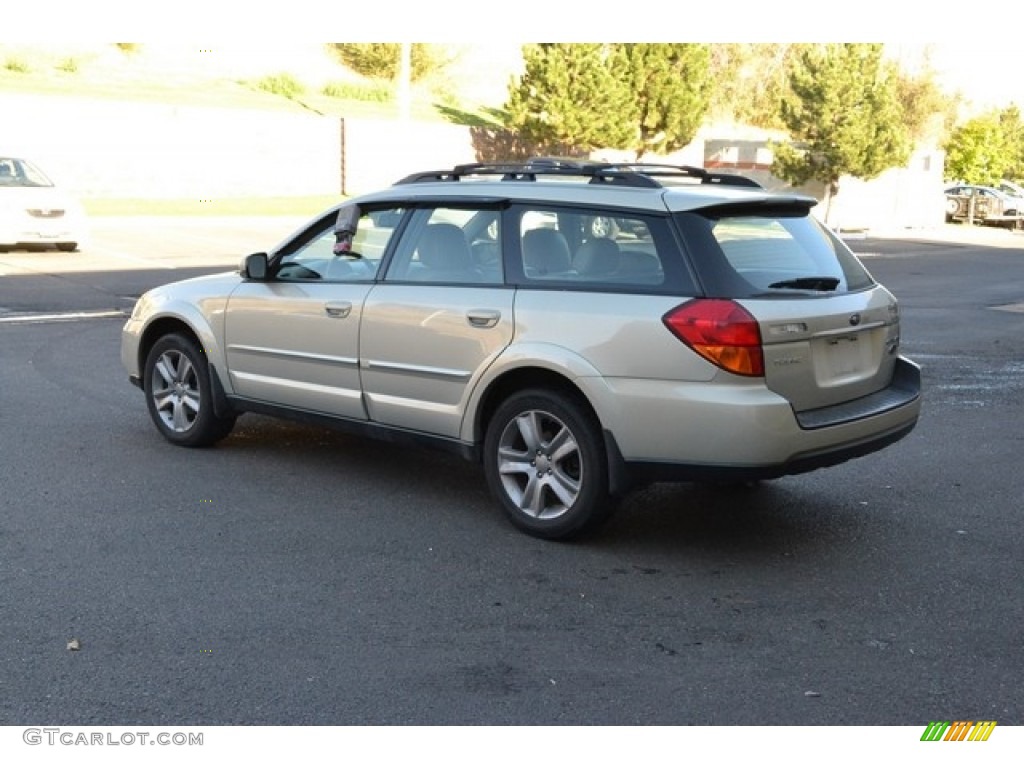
[1,219,1022,731]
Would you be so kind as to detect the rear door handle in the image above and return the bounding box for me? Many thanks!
[325,301,353,318]
[467,309,501,328]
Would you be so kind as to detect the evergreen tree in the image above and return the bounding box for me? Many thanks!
[329,43,449,83]
[504,43,635,155]
[619,43,711,157]
[772,44,912,222]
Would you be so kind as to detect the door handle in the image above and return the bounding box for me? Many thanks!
[467,309,501,328]
[325,301,352,318]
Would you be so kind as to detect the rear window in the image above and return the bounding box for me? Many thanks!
[674,210,875,298]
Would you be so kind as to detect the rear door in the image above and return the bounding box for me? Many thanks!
[745,290,900,412]
[358,204,515,438]
[677,208,902,412]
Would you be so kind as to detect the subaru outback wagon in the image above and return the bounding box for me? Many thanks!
[121,160,921,540]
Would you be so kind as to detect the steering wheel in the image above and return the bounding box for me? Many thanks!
[276,264,321,279]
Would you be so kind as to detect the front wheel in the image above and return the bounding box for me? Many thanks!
[483,389,613,540]
[143,333,235,447]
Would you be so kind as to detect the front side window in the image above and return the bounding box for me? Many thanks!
[275,205,404,282]
[384,206,503,284]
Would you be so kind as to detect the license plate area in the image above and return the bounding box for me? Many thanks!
[813,331,876,384]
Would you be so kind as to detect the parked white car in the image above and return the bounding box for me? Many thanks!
[0,156,89,252]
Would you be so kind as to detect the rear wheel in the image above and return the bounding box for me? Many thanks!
[143,333,235,447]
[483,389,613,540]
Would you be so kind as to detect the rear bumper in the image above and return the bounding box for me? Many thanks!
[615,415,918,486]
[594,356,921,489]
[794,356,920,429]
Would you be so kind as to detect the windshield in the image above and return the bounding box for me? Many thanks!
[0,157,55,187]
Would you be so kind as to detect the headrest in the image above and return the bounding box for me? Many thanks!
[573,238,620,277]
[522,228,571,275]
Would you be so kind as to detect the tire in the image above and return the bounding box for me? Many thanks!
[143,333,236,447]
[483,388,613,540]
[57,242,77,252]
[587,216,619,240]
[945,197,960,216]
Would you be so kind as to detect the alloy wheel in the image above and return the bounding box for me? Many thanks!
[150,349,201,433]
[496,408,582,520]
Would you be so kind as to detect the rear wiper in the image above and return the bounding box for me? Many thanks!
[768,276,841,291]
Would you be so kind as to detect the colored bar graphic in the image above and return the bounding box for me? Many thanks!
[968,721,997,742]
[921,721,950,741]
[920,720,996,742]
[945,721,972,741]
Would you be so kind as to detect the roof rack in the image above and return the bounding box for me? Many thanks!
[394,157,763,190]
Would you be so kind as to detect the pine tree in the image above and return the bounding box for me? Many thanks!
[329,43,449,83]
[504,44,637,155]
[620,43,711,157]
[772,44,912,221]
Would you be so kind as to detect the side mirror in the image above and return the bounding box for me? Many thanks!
[242,252,269,280]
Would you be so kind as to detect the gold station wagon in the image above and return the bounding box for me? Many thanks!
[122,160,921,540]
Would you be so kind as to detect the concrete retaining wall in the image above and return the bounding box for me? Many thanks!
[2,93,344,197]
[1,93,478,199]
[340,118,478,195]
[1,92,944,228]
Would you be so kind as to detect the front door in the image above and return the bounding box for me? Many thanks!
[224,206,403,420]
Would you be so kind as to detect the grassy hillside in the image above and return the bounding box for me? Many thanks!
[1,43,519,214]
[0,42,513,124]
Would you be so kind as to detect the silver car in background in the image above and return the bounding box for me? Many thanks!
[121,160,921,540]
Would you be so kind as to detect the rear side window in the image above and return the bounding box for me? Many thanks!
[512,205,695,293]
[675,211,875,297]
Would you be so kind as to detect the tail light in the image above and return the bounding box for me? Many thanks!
[662,299,764,377]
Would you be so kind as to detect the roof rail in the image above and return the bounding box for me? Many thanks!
[586,161,764,189]
[394,158,762,190]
